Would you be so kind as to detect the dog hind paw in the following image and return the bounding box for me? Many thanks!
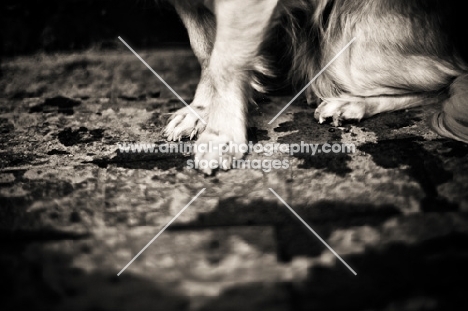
[314,100,366,127]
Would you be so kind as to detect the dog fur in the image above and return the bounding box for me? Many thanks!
[162,0,468,174]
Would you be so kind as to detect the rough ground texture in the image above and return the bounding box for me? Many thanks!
[1,49,468,311]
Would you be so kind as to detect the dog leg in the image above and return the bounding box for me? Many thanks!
[165,0,277,174]
[163,1,216,141]
[172,0,215,66]
[192,0,278,174]
[315,94,446,127]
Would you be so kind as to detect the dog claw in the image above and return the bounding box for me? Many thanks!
[163,106,206,142]
[221,155,233,171]
[201,167,213,176]
[190,130,197,140]
[332,114,342,127]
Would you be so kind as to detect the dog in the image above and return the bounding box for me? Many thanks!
[162,0,468,174]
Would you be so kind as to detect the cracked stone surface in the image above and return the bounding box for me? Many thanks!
[1,49,468,311]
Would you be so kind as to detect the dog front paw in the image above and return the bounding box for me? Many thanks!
[163,106,207,141]
[194,128,246,175]
[314,100,366,127]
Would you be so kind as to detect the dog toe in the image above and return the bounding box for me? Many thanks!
[164,106,206,141]
[194,130,246,174]
[315,100,366,126]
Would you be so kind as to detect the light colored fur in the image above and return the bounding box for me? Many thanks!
[163,0,468,173]
[164,0,279,174]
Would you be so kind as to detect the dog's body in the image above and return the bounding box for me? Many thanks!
[163,0,468,174]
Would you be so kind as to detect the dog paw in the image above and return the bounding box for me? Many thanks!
[163,106,207,141]
[314,100,366,127]
[194,129,246,175]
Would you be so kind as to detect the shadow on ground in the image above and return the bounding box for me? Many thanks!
[2,219,467,310]
[200,232,468,311]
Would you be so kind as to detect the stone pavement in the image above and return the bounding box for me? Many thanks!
[1,48,468,310]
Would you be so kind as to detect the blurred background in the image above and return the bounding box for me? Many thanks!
[1,0,190,57]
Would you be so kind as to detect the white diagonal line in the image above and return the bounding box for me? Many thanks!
[269,188,357,276]
[268,37,357,124]
[117,188,206,276]
[118,36,206,124]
